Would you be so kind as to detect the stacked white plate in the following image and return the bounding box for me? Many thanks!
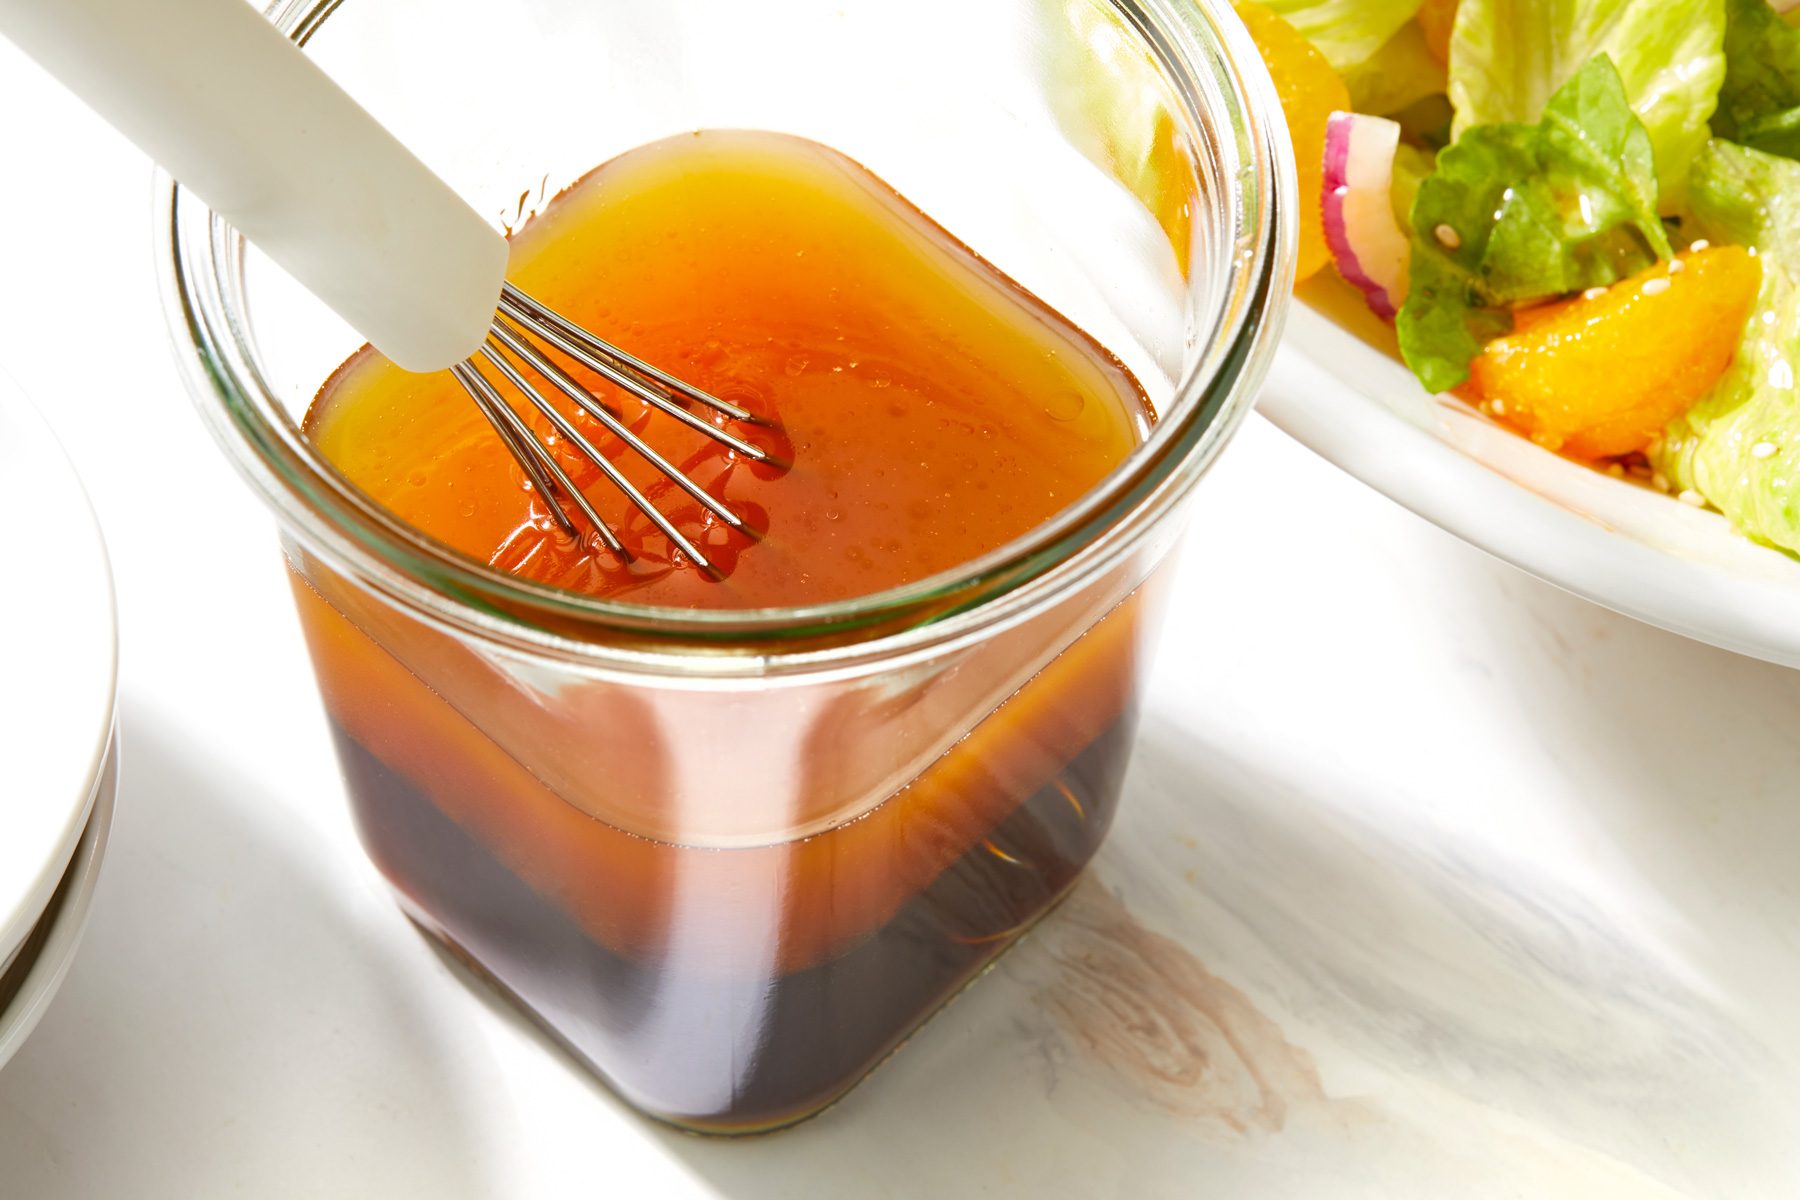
[0,371,117,1070]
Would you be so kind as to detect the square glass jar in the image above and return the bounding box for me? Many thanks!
[162,0,1292,1132]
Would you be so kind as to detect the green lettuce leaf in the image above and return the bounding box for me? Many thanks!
[1389,142,1437,229]
[1654,141,1800,553]
[1713,0,1800,161]
[1259,0,1422,73]
[1344,21,1447,116]
[1397,56,1672,392]
[1448,0,1726,207]
[1037,0,1190,267]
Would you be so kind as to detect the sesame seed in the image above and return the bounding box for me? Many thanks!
[1582,286,1608,300]
[1434,223,1462,250]
[1642,277,1671,296]
[1753,441,1778,459]
[1651,471,1672,493]
[1689,239,1710,251]
[1678,489,1706,507]
[1668,257,1685,273]
[1491,398,1506,416]
[1607,462,1625,478]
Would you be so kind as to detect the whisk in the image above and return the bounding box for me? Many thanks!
[453,288,773,570]
[0,0,767,573]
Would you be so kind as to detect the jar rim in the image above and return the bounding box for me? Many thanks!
[158,0,1295,673]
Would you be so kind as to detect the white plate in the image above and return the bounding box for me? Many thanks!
[0,373,117,968]
[0,741,115,1071]
[1260,294,1800,669]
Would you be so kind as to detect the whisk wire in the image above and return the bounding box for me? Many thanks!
[495,290,771,462]
[488,319,749,532]
[450,363,575,535]
[477,339,717,569]
[451,361,623,554]
[447,282,772,574]
[499,282,758,423]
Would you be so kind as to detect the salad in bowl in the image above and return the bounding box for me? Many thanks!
[1265,0,1800,665]
[1048,0,1800,663]
[1267,0,1800,536]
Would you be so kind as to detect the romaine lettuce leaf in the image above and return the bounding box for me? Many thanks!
[1397,56,1672,392]
[1037,0,1193,272]
[1389,142,1437,229]
[1654,141,1800,553]
[1343,21,1447,116]
[1713,0,1800,161]
[1259,0,1422,73]
[1447,0,1726,207]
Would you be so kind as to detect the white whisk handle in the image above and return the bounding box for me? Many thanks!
[0,0,508,371]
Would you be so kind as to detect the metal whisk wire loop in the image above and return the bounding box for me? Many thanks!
[450,283,769,573]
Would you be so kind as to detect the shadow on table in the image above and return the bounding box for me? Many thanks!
[436,720,1654,1199]
[621,551,1800,1198]
[424,742,1357,1200]
[0,703,502,1200]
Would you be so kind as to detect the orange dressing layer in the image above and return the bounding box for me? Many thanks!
[306,130,1149,605]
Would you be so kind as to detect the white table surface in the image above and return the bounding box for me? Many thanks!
[4,40,1800,1200]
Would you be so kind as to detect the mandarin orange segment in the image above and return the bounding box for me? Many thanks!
[1235,2,1350,282]
[1417,0,1458,66]
[1468,246,1762,460]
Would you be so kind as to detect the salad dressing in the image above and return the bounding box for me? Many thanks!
[289,130,1161,1130]
[307,130,1149,605]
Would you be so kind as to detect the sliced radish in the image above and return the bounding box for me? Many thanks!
[1322,112,1411,319]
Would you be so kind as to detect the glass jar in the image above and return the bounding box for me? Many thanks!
[161,0,1292,1133]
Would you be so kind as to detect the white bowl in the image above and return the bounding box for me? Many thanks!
[1260,293,1800,668]
[0,750,116,1071]
[0,373,117,1006]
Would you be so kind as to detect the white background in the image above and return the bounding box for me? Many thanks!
[3,32,1800,1199]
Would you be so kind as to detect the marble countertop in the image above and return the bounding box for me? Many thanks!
[3,42,1798,1199]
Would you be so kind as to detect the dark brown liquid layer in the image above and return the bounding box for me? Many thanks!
[330,705,1138,1132]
